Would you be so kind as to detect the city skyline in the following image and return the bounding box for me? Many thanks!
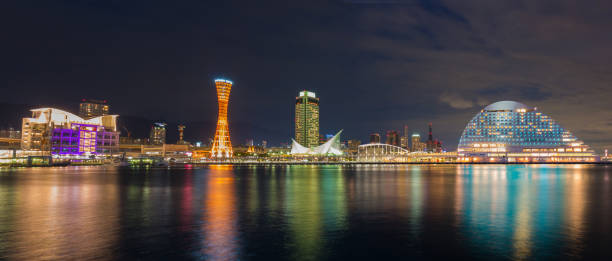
[2,1,612,152]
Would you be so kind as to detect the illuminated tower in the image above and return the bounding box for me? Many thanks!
[295,90,319,147]
[211,79,233,158]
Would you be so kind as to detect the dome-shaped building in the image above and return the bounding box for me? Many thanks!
[457,101,598,162]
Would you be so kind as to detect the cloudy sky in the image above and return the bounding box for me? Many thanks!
[2,0,611,151]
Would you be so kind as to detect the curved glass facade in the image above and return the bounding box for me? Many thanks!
[457,101,598,162]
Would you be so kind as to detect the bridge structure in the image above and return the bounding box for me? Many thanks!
[357,143,458,163]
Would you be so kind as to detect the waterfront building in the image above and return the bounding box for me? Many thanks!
[357,143,456,162]
[386,130,399,146]
[150,122,167,145]
[211,79,233,158]
[291,130,343,155]
[295,90,320,148]
[79,99,109,118]
[369,133,381,143]
[458,101,599,162]
[21,108,118,156]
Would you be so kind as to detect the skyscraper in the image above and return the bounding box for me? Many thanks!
[211,79,234,158]
[150,122,167,145]
[426,123,433,152]
[79,99,109,118]
[411,133,425,152]
[295,90,319,148]
[400,124,409,149]
[386,130,399,146]
[369,133,381,143]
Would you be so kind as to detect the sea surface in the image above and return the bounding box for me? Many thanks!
[0,164,611,260]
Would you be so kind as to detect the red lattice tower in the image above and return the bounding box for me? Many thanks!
[211,79,233,158]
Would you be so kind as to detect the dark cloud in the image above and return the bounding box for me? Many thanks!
[1,0,611,152]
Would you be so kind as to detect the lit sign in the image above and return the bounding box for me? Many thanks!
[299,91,316,98]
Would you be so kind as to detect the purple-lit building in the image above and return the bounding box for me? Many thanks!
[22,108,119,157]
[51,124,119,156]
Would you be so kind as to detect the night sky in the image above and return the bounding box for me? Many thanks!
[2,0,611,152]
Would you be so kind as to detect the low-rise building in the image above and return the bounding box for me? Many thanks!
[21,108,119,157]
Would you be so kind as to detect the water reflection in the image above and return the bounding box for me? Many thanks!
[203,165,238,260]
[0,164,609,260]
[0,167,119,260]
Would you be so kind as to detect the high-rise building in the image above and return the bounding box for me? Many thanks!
[369,133,381,143]
[211,79,233,158]
[400,124,409,149]
[21,108,118,156]
[79,99,109,118]
[426,123,433,152]
[295,90,319,148]
[411,133,426,152]
[458,101,599,162]
[261,140,267,148]
[150,122,167,145]
[386,130,399,146]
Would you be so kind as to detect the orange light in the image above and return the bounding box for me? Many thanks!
[211,79,234,158]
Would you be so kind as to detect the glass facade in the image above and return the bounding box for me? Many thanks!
[458,101,598,162]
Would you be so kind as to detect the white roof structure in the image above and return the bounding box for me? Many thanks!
[483,101,532,111]
[26,108,118,131]
[291,130,343,156]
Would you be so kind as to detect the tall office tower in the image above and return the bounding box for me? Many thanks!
[211,79,233,158]
[295,90,320,148]
[261,140,267,148]
[369,133,381,143]
[386,130,399,146]
[426,123,434,152]
[400,136,408,149]
[400,124,409,148]
[79,99,109,118]
[177,124,186,144]
[150,122,167,145]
